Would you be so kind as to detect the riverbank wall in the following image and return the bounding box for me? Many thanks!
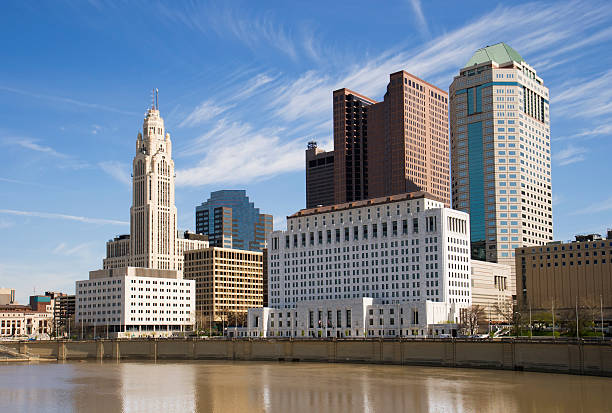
[2,339,611,376]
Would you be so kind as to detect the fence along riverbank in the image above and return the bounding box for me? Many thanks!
[1,338,611,376]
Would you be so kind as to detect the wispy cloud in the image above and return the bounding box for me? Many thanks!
[0,209,128,225]
[98,161,131,185]
[570,196,612,215]
[268,1,612,125]
[553,145,588,166]
[408,0,430,37]
[52,241,96,258]
[11,138,69,158]
[0,85,136,115]
[176,119,304,187]
[6,137,89,169]
[554,123,612,141]
[554,69,612,118]
[214,9,298,60]
[159,5,299,60]
[0,219,14,229]
[531,25,612,69]
[180,99,235,127]
[234,73,276,100]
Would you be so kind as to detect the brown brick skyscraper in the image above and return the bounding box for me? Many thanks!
[329,71,450,206]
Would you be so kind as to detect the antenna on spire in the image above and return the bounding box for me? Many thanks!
[155,88,159,111]
[151,89,155,110]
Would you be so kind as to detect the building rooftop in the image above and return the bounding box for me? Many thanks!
[464,42,523,68]
[288,191,436,219]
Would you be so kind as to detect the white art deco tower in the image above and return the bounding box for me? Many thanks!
[103,98,208,274]
[130,106,178,270]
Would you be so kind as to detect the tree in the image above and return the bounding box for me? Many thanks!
[195,310,214,335]
[460,305,486,336]
[557,298,598,337]
[495,301,527,336]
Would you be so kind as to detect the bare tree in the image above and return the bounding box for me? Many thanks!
[460,305,486,336]
[495,301,527,336]
[557,298,598,337]
[226,311,247,328]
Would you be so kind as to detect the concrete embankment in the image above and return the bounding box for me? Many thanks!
[1,339,611,376]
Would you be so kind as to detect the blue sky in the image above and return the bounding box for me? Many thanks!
[1,0,611,303]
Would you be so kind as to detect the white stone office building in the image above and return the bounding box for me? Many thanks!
[269,192,471,307]
[245,192,471,337]
[450,43,553,271]
[75,267,195,338]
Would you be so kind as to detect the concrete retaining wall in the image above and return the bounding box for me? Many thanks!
[5,339,611,376]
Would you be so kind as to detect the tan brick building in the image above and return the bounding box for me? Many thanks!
[470,260,513,322]
[516,232,612,315]
[184,247,263,324]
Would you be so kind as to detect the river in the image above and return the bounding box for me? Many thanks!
[1,360,610,412]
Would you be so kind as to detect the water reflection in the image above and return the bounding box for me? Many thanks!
[0,360,610,412]
[120,362,196,412]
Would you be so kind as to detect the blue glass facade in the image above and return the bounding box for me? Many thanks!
[195,190,272,252]
[467,121,486,260]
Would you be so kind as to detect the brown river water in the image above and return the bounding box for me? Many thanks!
[1,360,611,412]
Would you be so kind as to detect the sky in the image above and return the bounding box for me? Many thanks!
[1,0,611,303]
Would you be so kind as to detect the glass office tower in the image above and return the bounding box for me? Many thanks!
[195,190,272,252]
[450,43,553,270]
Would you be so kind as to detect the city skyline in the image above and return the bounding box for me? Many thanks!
[1,1,612,303]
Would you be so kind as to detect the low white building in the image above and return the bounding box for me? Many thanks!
[75,267,195,338]
[0,297,53,339]
[237,298,460,338]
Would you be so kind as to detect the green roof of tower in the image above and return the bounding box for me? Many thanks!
[463,43,523,68]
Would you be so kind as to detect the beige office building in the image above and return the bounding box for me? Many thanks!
[450,43,553,271]
[0,288,16,305]
[184,247,263,324]
[516,232,612,316]
[470,260,513,322]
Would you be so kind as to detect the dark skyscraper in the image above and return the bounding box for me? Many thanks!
[305,141,334,208]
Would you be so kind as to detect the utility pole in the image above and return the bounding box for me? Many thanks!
[529,304,532,339]
[552,299,555,340]
[576,297,579,339]
[601,294,605,340]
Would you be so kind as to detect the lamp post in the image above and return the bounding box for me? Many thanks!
[529,304,532,339]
